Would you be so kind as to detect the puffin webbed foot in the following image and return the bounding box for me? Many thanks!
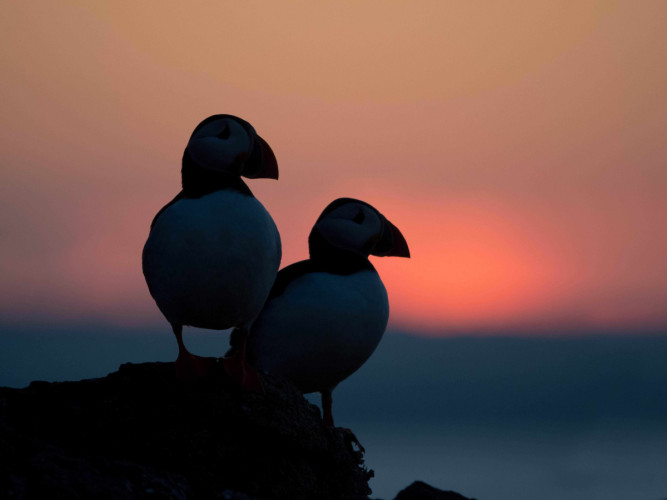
[221,353,263,393]
[175,351,217,381]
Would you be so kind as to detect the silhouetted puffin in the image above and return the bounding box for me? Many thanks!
[143,114,281,390]
[244,198,409,425]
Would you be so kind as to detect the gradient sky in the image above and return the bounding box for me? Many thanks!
[1,1,666,334]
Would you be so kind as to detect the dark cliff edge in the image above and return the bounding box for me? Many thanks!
[0,362,473,500]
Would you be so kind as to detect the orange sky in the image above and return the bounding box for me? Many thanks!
[1,1,666,334]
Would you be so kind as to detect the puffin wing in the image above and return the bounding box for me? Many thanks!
[267,260,316,300]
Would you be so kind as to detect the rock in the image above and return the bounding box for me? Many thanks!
[0,361,372,499]
[393,480,476,500]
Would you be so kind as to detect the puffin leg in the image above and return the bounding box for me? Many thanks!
[321,388,335,426]
[221,327,263,393]
[172,323,216,380]
[321,389,365,454]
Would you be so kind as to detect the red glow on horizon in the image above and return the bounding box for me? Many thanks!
[369,196,561,331]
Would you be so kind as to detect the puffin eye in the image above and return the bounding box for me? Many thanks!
[352,208,365,224]
[216,123,231,139]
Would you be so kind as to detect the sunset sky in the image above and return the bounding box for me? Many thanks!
[2,1,666,335]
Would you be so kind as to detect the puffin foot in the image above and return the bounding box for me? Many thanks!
[221,354,263,393]
[337,427,365,455]
[175,351,217,381]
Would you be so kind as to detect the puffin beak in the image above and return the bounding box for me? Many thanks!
[372,220,411,258]
[245,135,279,180]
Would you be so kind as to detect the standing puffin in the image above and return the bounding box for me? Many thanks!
[143,114,281,390]
[244,198,409,425]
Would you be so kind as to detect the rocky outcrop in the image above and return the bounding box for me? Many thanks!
[394,481,476,500]
[0,362,475,500]
[0,362,371,499]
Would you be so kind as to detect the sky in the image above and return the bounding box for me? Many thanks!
[1,1,666,335]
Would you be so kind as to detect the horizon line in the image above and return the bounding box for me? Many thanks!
[1,319,665,339]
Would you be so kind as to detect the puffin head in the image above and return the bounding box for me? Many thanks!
[184,114,278,179]
[309,198,410,259]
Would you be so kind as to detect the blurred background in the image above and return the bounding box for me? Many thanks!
[2,2,666,499]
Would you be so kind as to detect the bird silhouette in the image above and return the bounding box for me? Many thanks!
[143,115,281,390]
[245,198,409,424]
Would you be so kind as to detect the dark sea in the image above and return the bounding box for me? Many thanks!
[2,325,666,500]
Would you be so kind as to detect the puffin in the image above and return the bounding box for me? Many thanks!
[142,114,281,390]
[244,197,409,426]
